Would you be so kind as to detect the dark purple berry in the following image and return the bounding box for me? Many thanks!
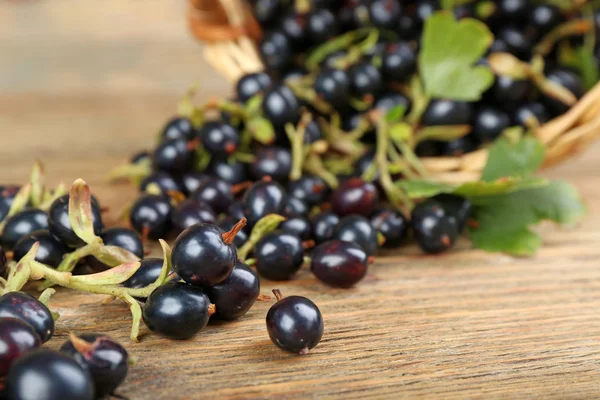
[262,84,300,128]
[160,117,195,142]
[432,194,472,233]
[311,240,368,288]
[255,231,304,281]
[543,68,585,115]
[370,207,408,248]
[440,135,478,157]
[152,138,195,174]
[333,215,378,256]
[207,158,249,185]
[13,230,68,268]
[216,216,248,248]
[411,200,459,254]
[236,72,273,102]
[312,211,340,244]
[382,42,416,82]
[498,25,533,60]
[250,146,292,182]
[280,216,312,241]
[181,171,211,195]
[472,106,510,143]
[348,61,383,100]
[48,194,104,248]
[266,290,323,354]
[284,197,309,217]
[252,0,281,26]
[227,201,246,221]
[374,92,412,114]
[242,179,287,227]
[0,318,41,377]
[140,171,183,194]
[171,199,217,234]
[512,102,550,127]
[0,247,5,276]
[493,75,532,105]
[122,257,163,293]
[204,261,260,320]
[1,209,49,250]
[422,100,473,126]
[0,186,20,222]
[307,8,339,44]
[0,292,54,343]
[331,177,378,217]
[190,177,234,214]
[287,175,328,207]
[259,31,294,72]
[198,121,240,156]
[129,194,173,240]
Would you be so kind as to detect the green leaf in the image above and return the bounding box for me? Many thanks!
[396,180,455,198]
[419,12,494,101]
[247,117,275,144]
[469,181,586,256]
[481,136,545,181]
[574,47,599,90]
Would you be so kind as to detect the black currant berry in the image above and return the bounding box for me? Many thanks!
[172,199,217,234]
[472,106,510,143]
[252,0,281,26]
[280,216,312,241]
[348,61,383,100]
[250,146,292,182]
[152,138,195,174]
[204,261,260,320]
[255,231,304,281]
[512,102,550,127]
[242,179,287,227]
[311,211,340,244]
[370,207,408,248]
[333,215,378,256]
[181,171,211,195]
[190,177,235,214]
[160,117,195,142]
[382,42,416,82]
[88,227,144,271]
[198,121,240,156]
[0,292,54,343]
[499,0,530,20]
[307,8,339,44]
[422,100,473,126]
[259,31,294,72]
[314,68,350,109]
[311,240,368,288]
[411,200,459,254]
[60,333,128,398]
[266,289,323,354]
[171,219,245,287]
[0,186,20,222]
[374,92,412,114]
[543,68,585,115]
[142,282,214,339]
[6,349,95,400]
[498,25,533,60]
[13,229,68,268]
[122,257,164,293]
[140,171,183,195]
[1,209,49,250]
[440,136,478,157]
[492,75,532,105]
[236,72,273,102]
[207,158,249,185]
[216,215,248,249]
[279,11,309,50]
[284,197,309,217]
[48,194,104,248]
[368,0,401,29]
[0,317,41,377]
[287,175,328,207]
[331,177,379,217]
[227,201,246,221]
[529,4,562,37]
[415,0,440,24]
[262,84,300,128]
[130,194,173,240]
[432,193,472,233]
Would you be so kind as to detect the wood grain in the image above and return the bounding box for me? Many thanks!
[1,1,600,399]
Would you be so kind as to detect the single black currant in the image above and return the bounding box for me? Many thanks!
[259,30,294,72]
[236,72,273,102]
[333,215,379,256]
[498,25,533,60]
[255,231,304,281]
[140,171,183,194]
[262,84,300,128]
[374,92,412,114]
[216,215,248,248]
[13,229,68,268]
[171,219,245,286]
[472,106,511,143]
[0,292,54,343]
[198,121,240,156]
[432,193,472,233]
[250,146,292,182]
[242,179,287,227]
[422,100,473,126]
[181,171,211,195]
[512,102,550,127]
[60,333,128,398]
[284,197,309,217]
[1,209,49,250]
[370,207,408,248]
[0,317,41,377]
[311,240,368,288]
[252,0,281,26]
[543,68,585,115]
[529,4,562,37]
[171,198,217,234]
[129,194,173,240]
[6,349,95,400]
[287,175,328,207]
[207,157,249,185]
[303,120,323,144]
[48,194,104,248]
[368,0,401,29]
[411,200,459,254]
[331,177,379,217]
[348,61,383,100]
[307,8,339,44]
[266,289,324,354]
[227,200,246,221]
[142,282,214,340]
[280,216,312,241]
[122,257,163,293]
[152,137,195,174]
[0,185,19,222]
[311,211,340,244]
[492,75,532,105]
[190,177,234,214]
[314,67,351,110]
[415,0,440,24]
[160,117,195,142]
[381,42,416,82]
[499,0,531,20]
[279,11,309,50]
[88,227,144,271]
[204,261,260,320]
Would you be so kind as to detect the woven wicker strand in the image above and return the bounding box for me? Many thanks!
[188,0,600,183]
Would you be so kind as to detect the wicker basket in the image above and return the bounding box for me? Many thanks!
[187,0,600,184]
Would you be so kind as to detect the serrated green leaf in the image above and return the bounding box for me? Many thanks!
[247,117,275,144]
[481,136,545,181]
[469,181,586,256]
[419,12,494,101]
[385,105,407,123]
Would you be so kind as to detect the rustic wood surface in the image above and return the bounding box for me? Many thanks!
[1,1,600,399]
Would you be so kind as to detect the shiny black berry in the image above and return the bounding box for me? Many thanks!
[543,68,585,115]
[432,194,472,233]
[152,138,195,174]
[529,4,562,37]
[348,61,383,100]
[6,349,95,400]
[368,0,401,29]
[204,261,260,320]
[0,292,54,343]
[374,92,412,114]
[440,135,478,157]
[207,158,249,185]
[13,229,68,268]
[0,318,41,377]
[181,171,211,195]
[143,282,214,339]
[88,227,143,271]
[129,194,173,240]
[250,146,292,182]
[314,68,350,109]
[190,177,234,214]
[284,197,309,217]
[255,231,304,281]
[60,333,128,398]
[227,201,246,221]
[0,186,20,222]
[1,209,49,250]
[198,121,240,156]
[172,220,244,286]
[311,211,340,244]
[512,102,550,127]
[236,72,273,102]
[499,0,530,20]
[140,171,183,194]
[333,215,378,256]
[122,257,163,293]
[498,25,533,60]
[266,290,323,354]
[370,207,408,248]
[279,11,309,50]
[287,175,328,207]
[331,177,379,217]
[311,240,368,288]
[242,179,287,227]
[216,216,248,248]
[48,194,103,248]
[280,216,312,241]
[160,117,195,142]
[171,199,217,234]
[422,100,473,126]
[411,200,459,254]
[262,84,300,128]
[472,106,510,143]
[252,0,281,26]
[259,31,294,72]
[307,8,339,44]
[492,75,532,104]
[382,42,416,82]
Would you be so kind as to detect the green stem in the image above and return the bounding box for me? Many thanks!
[304,153,339,189]
[397,141,430,178]
[287,114,311,181]
[37,240,103,290]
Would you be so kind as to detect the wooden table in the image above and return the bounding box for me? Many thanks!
[1,2,600,399]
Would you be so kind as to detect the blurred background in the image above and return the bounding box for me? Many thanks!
[0,0,228,184]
